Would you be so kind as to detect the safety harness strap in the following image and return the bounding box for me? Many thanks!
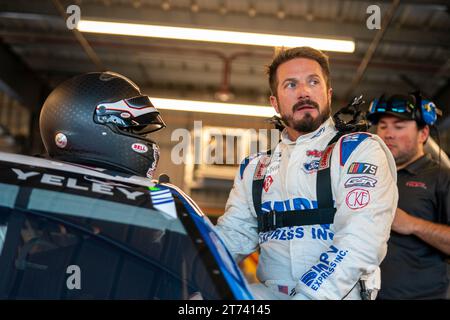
[257,208,337,232]
[254,133,344,233]
[252,151,271,223]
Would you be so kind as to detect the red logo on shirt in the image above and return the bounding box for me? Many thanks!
[345,188,370,210]
[254,155,271,180]
[306,150,323,158]
[263,176,273,192]
[405,181,427,189]
[318,144,335,170]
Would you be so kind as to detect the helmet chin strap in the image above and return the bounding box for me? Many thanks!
[105,123,158,146]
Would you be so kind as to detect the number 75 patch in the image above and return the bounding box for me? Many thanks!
[347,162,378,175]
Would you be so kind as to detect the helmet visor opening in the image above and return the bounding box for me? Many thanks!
[94,96,166,134]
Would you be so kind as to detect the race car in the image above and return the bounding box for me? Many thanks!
[0,151,253,300]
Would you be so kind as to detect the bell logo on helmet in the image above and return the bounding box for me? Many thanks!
[55,133,68,149]
[132,143,148,154]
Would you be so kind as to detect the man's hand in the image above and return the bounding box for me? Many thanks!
[391,208,417,235]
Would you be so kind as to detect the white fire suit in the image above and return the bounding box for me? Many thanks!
[215,118,398,300]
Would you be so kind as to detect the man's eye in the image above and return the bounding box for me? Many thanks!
[309,79,320,85]
[286,82,296,88]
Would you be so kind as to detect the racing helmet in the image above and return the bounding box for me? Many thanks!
[39,71,166,178]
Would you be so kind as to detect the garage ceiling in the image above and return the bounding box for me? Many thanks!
[0,0,449,114]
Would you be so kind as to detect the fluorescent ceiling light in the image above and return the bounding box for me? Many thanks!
[150,97,276,118]
[77,20,355,53]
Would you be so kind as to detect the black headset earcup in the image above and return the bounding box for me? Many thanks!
[411,92,425,125]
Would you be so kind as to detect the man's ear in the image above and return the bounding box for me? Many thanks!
[328,87,333,104]
[270,95,280,114]
[419,125,430,144]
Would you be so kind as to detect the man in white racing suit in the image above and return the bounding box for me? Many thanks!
[215,47,398,300]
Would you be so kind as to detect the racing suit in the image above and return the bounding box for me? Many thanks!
[215,118,398,299]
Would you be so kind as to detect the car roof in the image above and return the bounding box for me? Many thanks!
[0,151,155,188]
[0,151,181,227]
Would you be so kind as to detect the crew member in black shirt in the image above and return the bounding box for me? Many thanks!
[367,92,450,299]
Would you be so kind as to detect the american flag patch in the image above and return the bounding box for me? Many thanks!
[278,285,289,295]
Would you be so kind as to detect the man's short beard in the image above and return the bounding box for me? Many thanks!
[281,100,331,133]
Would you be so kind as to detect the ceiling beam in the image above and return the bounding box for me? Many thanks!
[2,33,444,73]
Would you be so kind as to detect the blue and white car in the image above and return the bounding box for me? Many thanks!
[0,151,253,300]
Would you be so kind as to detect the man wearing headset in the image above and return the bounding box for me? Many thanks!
[367,92,450,299]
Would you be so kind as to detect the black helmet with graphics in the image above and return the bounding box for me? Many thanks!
[39,71,165,178]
